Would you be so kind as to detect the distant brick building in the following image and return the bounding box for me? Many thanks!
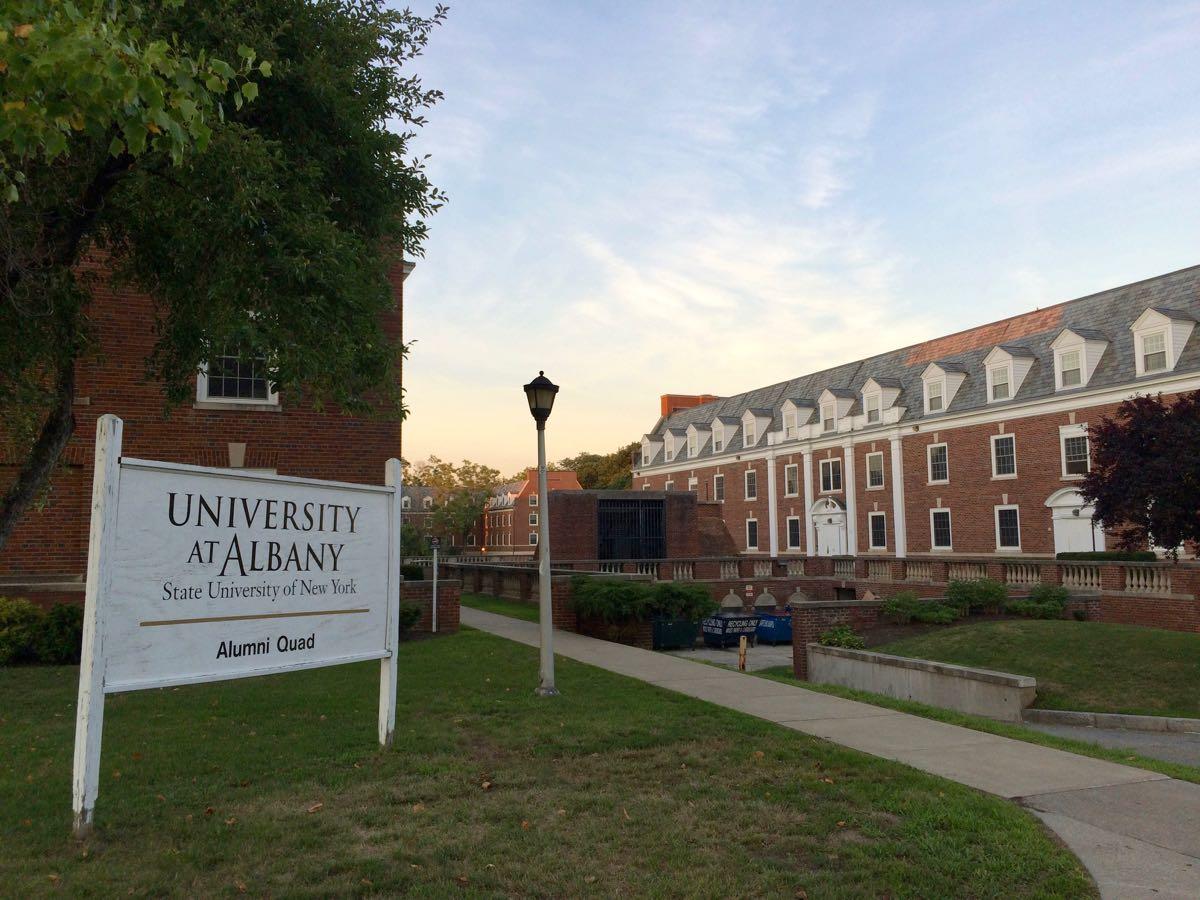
[0,256,412,605]
[633,265,1200,559]
[480,469,582,556]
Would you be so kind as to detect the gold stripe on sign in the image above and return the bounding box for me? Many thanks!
[139,608,370,627]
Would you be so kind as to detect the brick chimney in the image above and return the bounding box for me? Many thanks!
[660,393,721,418]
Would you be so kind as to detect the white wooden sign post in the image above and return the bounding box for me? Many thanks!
[71,415,402,837]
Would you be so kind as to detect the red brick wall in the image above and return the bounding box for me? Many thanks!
[774,452,807,554]
[0,257,404,581]
[399,579,461,634]
[854,440,894,555]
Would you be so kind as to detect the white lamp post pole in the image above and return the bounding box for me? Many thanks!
[535,420,557,695]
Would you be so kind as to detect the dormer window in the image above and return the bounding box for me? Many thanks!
[821,403,835,432]
[920,362,966,415]
[783,410,797,439]
[744,421,755,447]
[402,496,411,510]
[864,393,881,424]
[927,380,943,412]
[990,365,1010,400]
[1051,327,1108,391]
[713,426,723,453]
[687,432,696,457]
[423,497,434,510]
[1059,350,1082,386]
[641,450,650,465]
[1131,308,1195,376]
[779,399,814,439]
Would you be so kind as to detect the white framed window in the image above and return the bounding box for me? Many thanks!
[925,379,944,413]
[864,393,881,424]
[866,452,885,489]
[744,469,757,500]
[687,433,697,457]
[995,505,1021,550]
[1058,349,1082,388]
[786,516,802,550]
[713,426,724,453]
[819,458,842,492]
[528,512,538,526]
[991,434,1016,478]
[1141,330,1168,373]
[529,532,538,546]
[665,444,675,462]
[783,410,798,439]
[745,518,759,550]
[664,480,674,492]
[529,494,538,507]
[713,474,725,501]
[687,476,698,491]
[1061,425,1090,478]
[868,512,887,549]
[642,483,650,491]
[401,496,411,510]
[927,443,949,484]
[641,451,651,465]
[989,364,1011,401]
[821,403,836,433]
[784,463,799,497]
[744,421,756,447]
[423,497,434,510]
[467,533,475,546]
[196,349,278,405]
[930,508,952,550]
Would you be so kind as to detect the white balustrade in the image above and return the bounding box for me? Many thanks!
[948,562,987,582]
[1124,565,1171,595]
[672,562,694,581]
[1005,563,1041,587]
[720,561,739,580]
[867,560,892,582]
[754,560,773,578]
[905,561,932,582]
[833,559,855,578]
[1061,564,1102,592]
[785,559,806,577]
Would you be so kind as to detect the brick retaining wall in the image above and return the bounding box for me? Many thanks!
[399,578,461,634]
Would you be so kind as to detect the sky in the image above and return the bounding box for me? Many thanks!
[401,0,1200,475]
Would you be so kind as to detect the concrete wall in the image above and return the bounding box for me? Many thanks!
[807,643,1037,722]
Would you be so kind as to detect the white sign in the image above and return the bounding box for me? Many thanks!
[72,415,402,837]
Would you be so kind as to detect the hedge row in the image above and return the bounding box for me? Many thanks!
[1055,550,1157,562]
[570,577,717,623]
[0,598,84,666]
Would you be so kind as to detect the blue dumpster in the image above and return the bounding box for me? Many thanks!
[701,613,761,648]
[755,610,792,645]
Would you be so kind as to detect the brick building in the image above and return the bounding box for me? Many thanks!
[0,256,412,605]
[480,469,582,555]
[633,265,1200,559]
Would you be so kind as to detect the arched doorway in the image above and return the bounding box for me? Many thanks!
[811,497,847,557]
[1045,488,1105,554]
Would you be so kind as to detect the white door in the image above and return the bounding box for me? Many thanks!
[815,510,847,556]
[1046,489,1104,554]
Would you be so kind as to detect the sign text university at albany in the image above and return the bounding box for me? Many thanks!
[71,415,403,837]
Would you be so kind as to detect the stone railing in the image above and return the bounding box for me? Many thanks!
[947,562,987,581]
[833,558,855,578]
[753,560,773,577]
[1061,563,1102,591]
[635,561,658,579]
[867,559,892,582]
[1125,565,1171,595]
[785,559,806,577]
[720,560,739,579]
[1004,562,1041,587]
[672,562,694,581]
[904,560,932,582]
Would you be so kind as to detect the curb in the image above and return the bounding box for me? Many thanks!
[1023,708,1200,734]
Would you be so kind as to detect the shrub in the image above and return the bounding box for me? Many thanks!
[1072,608,1088,622]
[1005,599,1065,619]
[945,578,1008,614]
[570,576,650,623]
[1056,550,1157,562]
[912,603,959,625]
[0,598,44,665]
[1029,583,1069,606]
[881,591,922,624]
[647,582,718,621]
[400,563,426,581]
[35,603,84,664]
[818,625,866,649]
[397,601,423,635]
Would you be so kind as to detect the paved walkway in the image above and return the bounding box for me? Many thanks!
[463,608,1200,899]
[1026,720,1200,767]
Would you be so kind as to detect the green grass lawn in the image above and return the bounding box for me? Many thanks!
[876,619,1200,718]
[0,630,1095,897]
[460,592,539,621]
[756,666,1200,786]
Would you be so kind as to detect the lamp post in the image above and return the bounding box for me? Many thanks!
[523,370,559,697]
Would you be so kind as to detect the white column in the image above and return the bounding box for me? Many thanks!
[535,423,558,696]
[802,451,815,554]
[765,451,779,558]
[890,435,907,559]
[379,458,402,747]
[843,442,857,553]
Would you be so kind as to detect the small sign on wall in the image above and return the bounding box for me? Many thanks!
[72,415,403,837]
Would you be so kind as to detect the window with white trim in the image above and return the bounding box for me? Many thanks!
[198,349,277,404]
[529,531,538,545]
[664,480,674,491]
[528,512,538,526]
[784,463,799,497]
[745,518,759,550]
[529,494,538,506]
[642,450,650,465]
[786,516,802,549]
[927,443,949,483]
[713,474,725,501]
[783,410,798,440]
[1141,330,1167,373]
[1058,349,1082,388]
[713,426,724,453]
[926,379,944,413]
[990,364,1010,401]
[991,434,1016,478]
[821,403,836,433]
[866,452,884,489]
[864,393,881,424]
[423,496,434,510]
[868,512,887,549]
[819,458,842,492]
[930,509,952,549]
[1061,426,1090,477]
[687,476,698,491]
[687,433,696,457]
[744,470,757,500]
[995,505,1021,549]
[744,421,756,447]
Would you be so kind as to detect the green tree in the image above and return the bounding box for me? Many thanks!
[0,0,446,550]
[556,442,639,490]
[409,456,502,546]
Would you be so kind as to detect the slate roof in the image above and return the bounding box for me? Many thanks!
[639,264,1200,468]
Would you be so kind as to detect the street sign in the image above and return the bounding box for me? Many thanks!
[71,415,402,836]
[429,536,440,549]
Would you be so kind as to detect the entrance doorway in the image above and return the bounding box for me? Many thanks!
[811,498,847,557]
[1045,488,1104,554]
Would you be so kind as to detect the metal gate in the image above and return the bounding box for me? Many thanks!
[597,498,665,560]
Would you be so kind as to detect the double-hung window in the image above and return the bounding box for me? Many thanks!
[528,512,538,526]
[745,519,759,550]
[995,506,1021,549]
[927,443,949,483]
[926,380,944,412]
[864,394,881,424]
[713,427,724,453]
[1059,350,1082,387]
[990,365,1010,400]
[1142,331,1168,372]
[931,509,952,550]
[866,452,885,489]
[784,463,799,497]
[783,411,797,439]
[713,474,725,501]
[786,516,802,549]
[529,494,538,507]
[868,512,887,549]
[819,458,842,492]
[200,348,276,404]
[991,434,1016,478]
[1062,433,1090,477]
[821,403,835,433]
[744,422,756,447]
[687,434,696,457]
[744,470,757,500]
[529,532,538,546]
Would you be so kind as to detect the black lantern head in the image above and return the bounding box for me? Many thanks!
[523,371,559,424]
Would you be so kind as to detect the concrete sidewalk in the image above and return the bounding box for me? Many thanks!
[463,608,1200,899]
